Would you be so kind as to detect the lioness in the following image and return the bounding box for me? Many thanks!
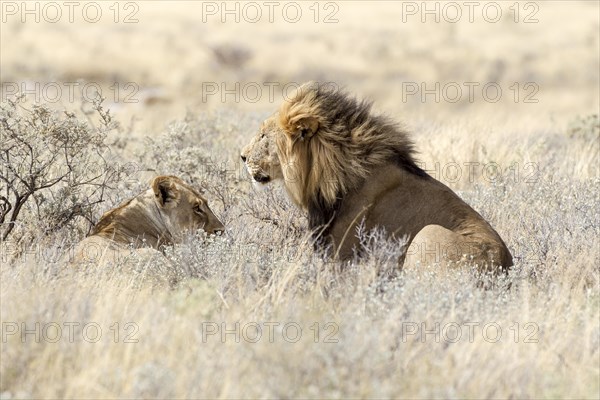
[242,82,513,273]
[73,175,224,265]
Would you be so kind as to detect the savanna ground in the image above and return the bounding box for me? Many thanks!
[1,1,599,399]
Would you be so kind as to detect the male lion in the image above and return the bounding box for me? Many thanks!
[240,114,284,185]
[245,82,513,273]
[73,175,224,266]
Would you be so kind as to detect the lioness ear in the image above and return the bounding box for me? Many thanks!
[295,116,319,140]
[152,176,180,208]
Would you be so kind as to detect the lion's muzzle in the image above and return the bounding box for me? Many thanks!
[253,173,271,183]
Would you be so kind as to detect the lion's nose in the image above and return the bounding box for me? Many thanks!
[240,155,247,162]
[254,174,270,183]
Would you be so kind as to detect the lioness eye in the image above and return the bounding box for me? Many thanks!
[261,133,266,139]
[194,204,204,214]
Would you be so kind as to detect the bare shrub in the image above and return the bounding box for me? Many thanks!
[0,96,125,246]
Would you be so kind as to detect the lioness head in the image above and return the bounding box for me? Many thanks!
[91,175,224,248]
[151,175,225,237]
[240,113,284,185]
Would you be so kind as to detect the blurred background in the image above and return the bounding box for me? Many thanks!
[1,1,598,134]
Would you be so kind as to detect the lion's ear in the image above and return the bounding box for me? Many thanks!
[152,176,180,208]
[295,116,319,140]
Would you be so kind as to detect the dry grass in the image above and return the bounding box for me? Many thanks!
[1,107,598,399]
[1,1,599,399]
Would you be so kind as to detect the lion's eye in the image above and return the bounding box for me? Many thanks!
[261,133,266,139]
[194,204,205,215]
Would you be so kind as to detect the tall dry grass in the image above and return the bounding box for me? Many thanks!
[1,105,598,399]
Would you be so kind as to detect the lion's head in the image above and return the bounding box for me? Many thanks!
[92,175,225,247]
[276,81,423,210]
[149,175,225,238]
[240,113,284,185]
